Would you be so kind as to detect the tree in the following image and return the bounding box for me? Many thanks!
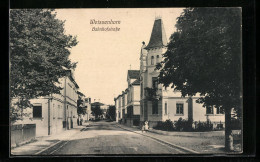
[77,92,86,116]
[106,105,116,121]
[157,8,242,151]
[77,98,86,115]
[10,9,78,121]
[91,103,103,119]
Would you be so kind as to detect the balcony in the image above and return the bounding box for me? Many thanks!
[144,87,161,100]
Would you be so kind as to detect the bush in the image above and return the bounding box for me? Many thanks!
[174,117,193,131]
[154,120,175,131]
[195,121,213,131]
[154,118,216,132]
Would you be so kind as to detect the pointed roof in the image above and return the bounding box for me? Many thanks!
[145,18,167,49]
[131,79,140,85]
[127,70,140,79]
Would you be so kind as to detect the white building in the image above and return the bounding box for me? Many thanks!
[121,89,128,124]
[115,94,122,122]
[83,97,92,121]
[15,69,79,137]
[126,70,141,126]
[139,18,225,128]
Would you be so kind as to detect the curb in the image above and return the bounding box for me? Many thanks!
[116,124,199,154]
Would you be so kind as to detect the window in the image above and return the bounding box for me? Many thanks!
[216,107,224,114]
[156,55,160,63]
[176,103,184,115]
[152,100,158,114]
[151,56,154,65]
[58,105,60,118]
[53,104,55,118]
[165,102,167,115]
[152,77,158,89]
[141,83,143,97]
[33,105,42,118]
[206,106,214,114]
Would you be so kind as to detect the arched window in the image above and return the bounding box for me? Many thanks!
[151,56,154,65]
[156,55,160,63]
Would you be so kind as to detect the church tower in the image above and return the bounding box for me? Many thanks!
[140,17,225,128]
[140,17,168,126]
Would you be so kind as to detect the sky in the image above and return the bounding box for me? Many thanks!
[55,8,184,105]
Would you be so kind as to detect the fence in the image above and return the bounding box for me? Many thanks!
[11,124,36,147]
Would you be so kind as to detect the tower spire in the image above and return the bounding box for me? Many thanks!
[145,18,167,49]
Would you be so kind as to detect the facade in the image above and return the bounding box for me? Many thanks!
[116,95,122,122]
[114,97,118,122]
[121,91,126,124]
[140,18,225,128]
[114,70,141,126]
[126,70,141,126]
[84,97,92,121]
[28,69,79,136]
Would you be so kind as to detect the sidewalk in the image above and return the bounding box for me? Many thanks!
[116,123,227,154]
[11,123,88,156]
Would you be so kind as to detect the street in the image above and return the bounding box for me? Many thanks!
[39,121,183,155]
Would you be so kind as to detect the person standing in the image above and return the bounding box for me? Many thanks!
[142,122,145,133]
[144,121,149,133]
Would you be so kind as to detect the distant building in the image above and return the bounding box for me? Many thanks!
[139,18,225,128]
[116,95,122,122]
[84,97,92,121]
[121,89,128,124]
[126,70,141,126]
[114,70,141,126]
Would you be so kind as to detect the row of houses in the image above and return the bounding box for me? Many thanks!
[11,69,92,137]
[114,18,225,129]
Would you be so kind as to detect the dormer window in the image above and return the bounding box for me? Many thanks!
[151,56,154,65]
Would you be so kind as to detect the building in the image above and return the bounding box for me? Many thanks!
[139,18,225,128]
[115,94,122,122]
[26,69,79,136]
[83,97,92,121]
[121,89,128,124]
[114,70,141,126]
[126,70,141,126]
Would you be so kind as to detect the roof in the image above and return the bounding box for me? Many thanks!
[145,19,167,49]
[131,79,140,85]
[128,70,140,79]
[66,70,79,88]
[77,91,85,97]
